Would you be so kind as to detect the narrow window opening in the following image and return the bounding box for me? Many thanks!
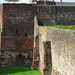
[25,34,28,37]
[19,54,22,57]
[16,30,18,35]
[43,41,52,75]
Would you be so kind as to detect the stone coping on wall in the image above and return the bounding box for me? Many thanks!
[38,26,75,44]
[3,3,36,5]
[1,49,33,51]
[39,26,75,32]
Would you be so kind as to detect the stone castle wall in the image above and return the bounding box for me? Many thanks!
[1,5,75,26]
[1,50,33,67]
[2,4,36,50]
[0,5,2,52]
[0,4,3,67]
[0,4,75,75]
[0,4,36,67]
[38,27,75,75]
[0,4,2,26]
[37,6,75,25]
[33,16,75,75]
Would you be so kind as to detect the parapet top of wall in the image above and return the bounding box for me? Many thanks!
[3,3,36,5]
[3,3,36,11]
[3,3,36,9]
[56,2,75,6]
[36,5,75,12]
[39,26,75,44]
[56,6,75,11]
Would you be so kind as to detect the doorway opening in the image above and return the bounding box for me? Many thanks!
[43,41,52,75]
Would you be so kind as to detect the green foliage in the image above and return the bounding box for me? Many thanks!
[49,64,52,67]
[0,66,41,75]
[43,43,49,48]
[43,41,51,49]
[45,25,75,30]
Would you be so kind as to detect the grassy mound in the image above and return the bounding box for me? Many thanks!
[45,25,75,30]
[0,66,41,75]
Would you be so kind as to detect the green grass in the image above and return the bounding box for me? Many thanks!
[0,66,41,75]
[45,25,75,30]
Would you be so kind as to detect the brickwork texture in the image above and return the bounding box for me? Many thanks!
[1,4,36,67]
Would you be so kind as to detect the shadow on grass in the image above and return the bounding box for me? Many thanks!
[0,65,41,75]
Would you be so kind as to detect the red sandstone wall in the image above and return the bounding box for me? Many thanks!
[0,4,2,26]
[2,4,36,50]
[0,4,2,55]
[0,4,36,67]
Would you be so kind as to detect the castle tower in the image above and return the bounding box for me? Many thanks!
[1,0,36,67]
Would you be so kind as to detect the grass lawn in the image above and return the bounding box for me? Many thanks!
[0,65,41,75]
[45,25,75,30]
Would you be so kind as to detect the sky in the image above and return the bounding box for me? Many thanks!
[0,0,75,4]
